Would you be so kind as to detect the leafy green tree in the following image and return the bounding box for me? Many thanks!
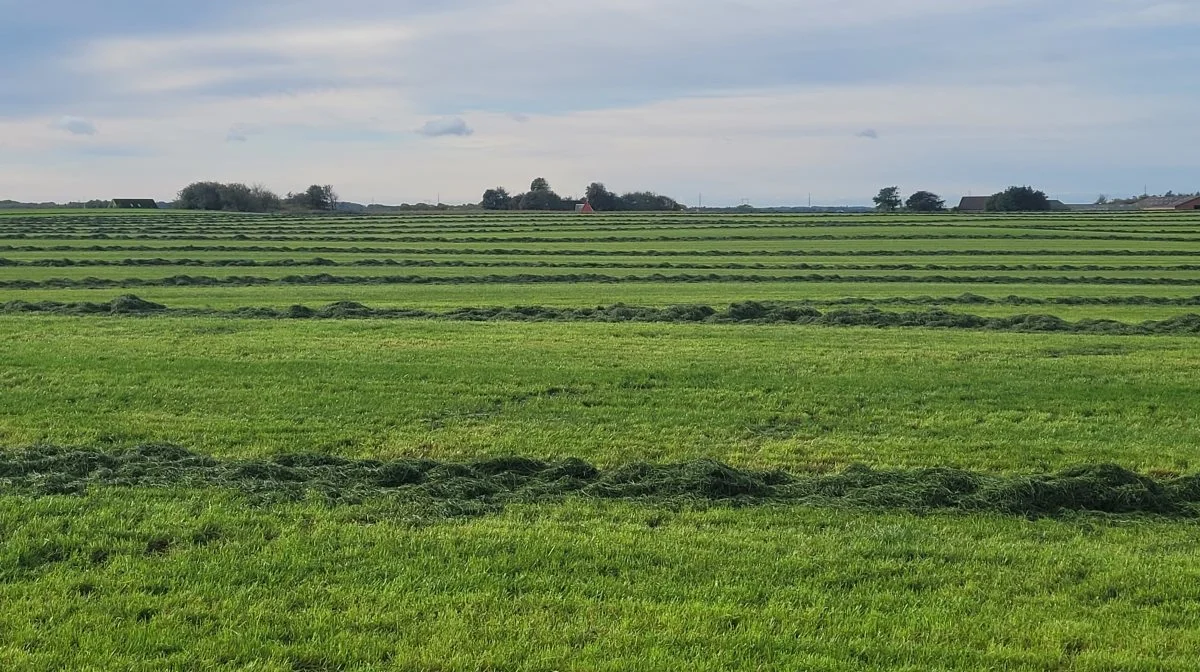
[481,187,512,210]
[905,191,945,212]
[249,184,281,212]
[176,182,225,211]
[986,186,1050,212]
[585,182,621,211]
[873,186,902,212]
[519,188,565,211]
[302,185,338,211]
[217,183,255,212]
[530,177,551,192]
[177,181,282,212]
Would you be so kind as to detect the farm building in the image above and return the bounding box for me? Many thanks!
[1133,195,1200,211]
[575,201,595,214]
[111,199,159,209]
[957,196,988,213]
[959,197,1070,213]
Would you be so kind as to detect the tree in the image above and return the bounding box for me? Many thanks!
[519,188,565,211]
[177,182,225,211]
[301,184,338,211]
[176,181,282,212]
[481,187,512,210]
[585,182,621,212]
[873,186,902,212]
[905,191,945,212]
[986,186,1050,212]
[530,177,551,192]
[217,182,255,212]
[1095,194,1109,205]
[249,184,281,212]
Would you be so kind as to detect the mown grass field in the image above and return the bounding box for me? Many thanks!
[4,317,1200,472]
[2,209,1200,670]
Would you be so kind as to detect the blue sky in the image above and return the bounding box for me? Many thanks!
[1,0,1198,206]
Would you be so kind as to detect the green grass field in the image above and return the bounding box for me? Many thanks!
[2,210,1200,670]
[3,317,1199,471]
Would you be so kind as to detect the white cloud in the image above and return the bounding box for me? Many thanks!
[72,24,415,95]
[51,116,97,136]
[418,117,473,137]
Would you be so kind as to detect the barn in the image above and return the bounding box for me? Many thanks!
[111,199,160,209]
[575,201,595,214]
[959,196,1071,213]
[957,196,988,213]
[1134,196,1200,211]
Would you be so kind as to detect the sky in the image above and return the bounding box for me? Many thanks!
[1,0,1198,207]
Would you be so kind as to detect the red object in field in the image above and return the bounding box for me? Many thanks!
[576,201,595,213]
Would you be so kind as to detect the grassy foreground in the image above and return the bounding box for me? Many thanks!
[3,492,1198,671]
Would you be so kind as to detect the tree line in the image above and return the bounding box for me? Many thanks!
[175,182,339,213]
[872,187,946,213]
[482,179,684,211]
[874,186,1056,212]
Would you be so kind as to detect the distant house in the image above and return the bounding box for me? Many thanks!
[1067,203,1137,212]
[575,201,595,214]
[1133,196,1200,211]
[957,196,988,213]
[111,199,159,209]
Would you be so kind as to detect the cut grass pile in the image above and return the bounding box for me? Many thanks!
[5,444,1198,518]
[10,294,1200,336]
